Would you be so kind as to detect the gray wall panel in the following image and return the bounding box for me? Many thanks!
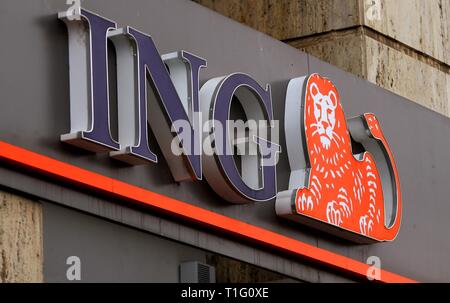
[43,202,207,283]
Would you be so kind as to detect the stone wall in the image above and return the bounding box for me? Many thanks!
[193,0,450,116]
[0,190,43,282]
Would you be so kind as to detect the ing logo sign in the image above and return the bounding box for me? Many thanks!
[58,6,402,244]
[276,74,402,243]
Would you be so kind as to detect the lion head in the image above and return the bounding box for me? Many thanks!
[309,81,338,150]
[304,74,350,167]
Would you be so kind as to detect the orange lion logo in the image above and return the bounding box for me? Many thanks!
[276,74,402,243]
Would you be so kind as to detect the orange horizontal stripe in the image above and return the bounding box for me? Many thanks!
[0,141,416,283]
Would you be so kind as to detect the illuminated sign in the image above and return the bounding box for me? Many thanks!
[276,74,402,243]
[58,8,401,243]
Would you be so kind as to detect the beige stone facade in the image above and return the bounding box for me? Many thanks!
[0,190,43,282]
[193,0,450,116]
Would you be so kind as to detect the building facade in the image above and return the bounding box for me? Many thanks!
[194,0,450,117]
[0,0,449,283]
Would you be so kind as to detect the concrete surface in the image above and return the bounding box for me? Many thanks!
[0,190,43,283]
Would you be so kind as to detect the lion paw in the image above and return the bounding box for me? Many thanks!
[359,215,374,236]
[326,201,343,226]
[297,192,314,212]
